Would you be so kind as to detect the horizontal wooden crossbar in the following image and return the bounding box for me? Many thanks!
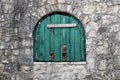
[47,24,77,28]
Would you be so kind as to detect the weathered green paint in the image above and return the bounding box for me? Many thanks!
[34,13,86,62]
[53,14,62,61]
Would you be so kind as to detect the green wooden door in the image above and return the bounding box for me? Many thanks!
[34,13,85,62]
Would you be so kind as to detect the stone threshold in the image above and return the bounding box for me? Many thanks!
[34,62,86,65]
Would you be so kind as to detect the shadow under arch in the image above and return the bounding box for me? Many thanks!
[33,11,86,62]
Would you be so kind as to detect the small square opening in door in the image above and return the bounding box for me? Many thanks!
[62,44,67,61]
[50,52,54,61]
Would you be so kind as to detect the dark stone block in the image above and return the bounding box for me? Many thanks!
[0,72,11,80]
[94,15,101,22]
[4,63,17,73]
[14,0,28,13]
[25,78,33,80]
[18,57,33,64]
[114,70,120,79]
[114,65,120,70]
[97,27,108,34]
[19,71,33,79]
[109,32,117,41]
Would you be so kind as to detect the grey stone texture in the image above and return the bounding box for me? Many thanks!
[0,0,120,80]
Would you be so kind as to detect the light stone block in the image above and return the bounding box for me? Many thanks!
[1,56,9,63]
[58,0,66,3]
[0,64,4,73]
[98,60,107,71]
[88,30,96,37]
[82,5,95,14]
[96,3,107,13]
[108,5,119,14]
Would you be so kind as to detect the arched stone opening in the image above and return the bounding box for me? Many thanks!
[33,12,86,62]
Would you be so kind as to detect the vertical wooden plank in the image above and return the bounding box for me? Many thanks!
[35,23,44,61]
[34,28,40,61]
[53,14,62,61]
[34,25,38,61]
[44,17,50,61]
[74,25,81,61]
[77,21,85,61]
[60,15,63,61]
[60,28,63,61]
[37,35,43,61]
[39,21,45,61]
[69,27,75,61]
[61,15,66,44]
[66,28,70,61]
[50,15,55,61]
[81,29,86,61]
[65,15,71,61]
[69,17,76,61]
[76,20,86,61]
[79,19,86,61]
[35,24,42,61]
[61,15,69,61]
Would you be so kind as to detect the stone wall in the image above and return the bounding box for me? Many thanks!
[0,0,120,80]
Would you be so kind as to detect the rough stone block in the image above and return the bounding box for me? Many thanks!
[114,58,120,66]
[82,5,95,14]
[94,0,100,2]
[21,65,31,71]
[76,10,82,19]
[113,0,120,4]
[47,0,58,5]
[58,0,66,3]
[4,63,17,73]
[0,64,4,73]
[1,0,14,3]
[3,4,14,13]
[18,57,32,64]
[19,71,33,80]
[0,22,5,26]
[1,0,8,3]
[96,46,104,54]
[108,5,119,14]
[10,41,18,49]
[0,15,5,21]
[1,56,9,63]
[110,24,120,32]
[0,33,2,40]
[82,16,91,25]
[97,27,108,34]
[9,0,14,3]
[22,39,32,47]
[86,38,92,45]
[96,3,107,13]
[12,49,19,56]
[114,47,120,55]
[97,60,107,71]
[25,48,32,57]
[114,70,120,79]
[4,49,10,55]
[88,30,96,38]
[10,55,17,63]
[0,72,11,80]
[11,73,20,80]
